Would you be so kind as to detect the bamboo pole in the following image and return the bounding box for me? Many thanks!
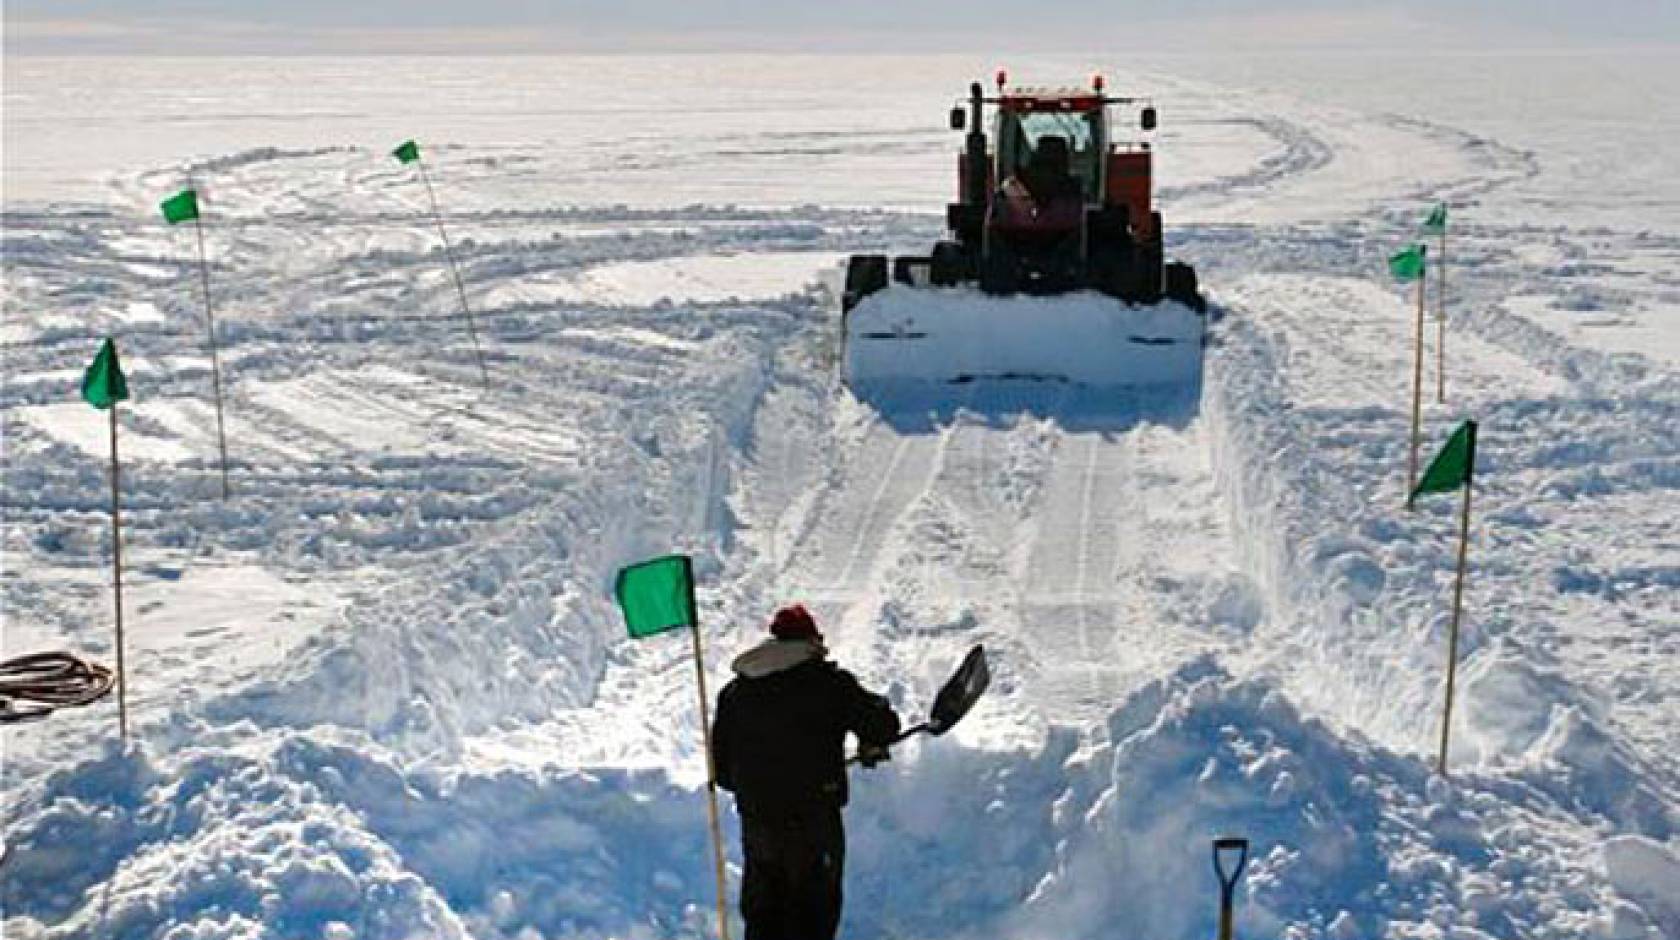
[1437,224,1448,404]
[1436,420,1478,776]
[689,620,734,940]
[416,158,490,389]
[1407,246,1429,499]
[108,405,129,740]
[193,215,232,499]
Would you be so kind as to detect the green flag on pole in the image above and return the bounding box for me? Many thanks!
[392,140,421,164]
[615,555,696,639]
[81,338,130,410]
[160,189,199,225]
[1423,202,1448,233]
[1389,243,1426,282]
[614,551,732,937]
[1409,420,1476,507]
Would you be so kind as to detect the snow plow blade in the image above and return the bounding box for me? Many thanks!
[842,286,1205,387]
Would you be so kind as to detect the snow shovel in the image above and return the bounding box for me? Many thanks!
[1213,836,1249,940]
[850,644,990,765]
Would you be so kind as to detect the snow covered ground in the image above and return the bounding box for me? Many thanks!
[3,52,1677,939]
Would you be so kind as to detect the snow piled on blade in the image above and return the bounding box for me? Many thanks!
[844,287,1205,388]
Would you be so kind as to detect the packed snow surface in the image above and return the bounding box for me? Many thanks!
[4,52,1678,940]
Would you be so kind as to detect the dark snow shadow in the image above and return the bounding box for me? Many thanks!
[848,366,1205,438]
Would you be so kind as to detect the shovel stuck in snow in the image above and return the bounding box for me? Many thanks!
[848,644,990,765]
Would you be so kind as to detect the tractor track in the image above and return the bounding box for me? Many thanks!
[771,378,1242,734]
[1161,114,1334,203]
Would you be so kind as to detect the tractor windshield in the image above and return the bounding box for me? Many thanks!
[997,109,1103,201]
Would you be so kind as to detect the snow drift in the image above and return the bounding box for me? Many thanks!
[7,662,1670,940]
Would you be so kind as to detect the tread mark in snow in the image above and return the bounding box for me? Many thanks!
[1073,434,1107,705]
[837,434,915,590]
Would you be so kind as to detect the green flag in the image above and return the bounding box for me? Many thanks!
[82,338,130,410]
[1423,202,1448,233]
[1389,243,1426,282]
[1409,420,1477,507]
[160,189,199,225]
[615,555,696,639]
[392,140,420,164]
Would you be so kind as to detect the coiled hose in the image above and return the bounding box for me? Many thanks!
[0,652,115,724]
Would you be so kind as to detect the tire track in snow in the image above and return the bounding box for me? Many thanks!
[789,418,950,617]
[1375,112,1541,208]
[1021,421,1141,718]
[1002,391,1246,727]
[1160,115,1334,203]
[1070,435,1111,705]
[764,376,1242,734]
[837,435,917,589]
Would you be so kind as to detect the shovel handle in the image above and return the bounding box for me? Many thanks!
[846,722,930,766]
[1213,836,1249,940]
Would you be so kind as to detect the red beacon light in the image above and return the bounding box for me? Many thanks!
[995,68,1008,91]
[1092,73,1105,93]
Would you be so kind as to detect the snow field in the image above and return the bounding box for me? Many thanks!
[4,53,1678,940]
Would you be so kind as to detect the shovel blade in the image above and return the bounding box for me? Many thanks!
[926,645,990,735]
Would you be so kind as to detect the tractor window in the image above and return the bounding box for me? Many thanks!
[1019,111,1096,152]
[1000,110,1103,199]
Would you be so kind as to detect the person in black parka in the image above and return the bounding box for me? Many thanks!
[711,604,901,940]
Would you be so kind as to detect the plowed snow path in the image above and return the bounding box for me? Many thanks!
[774,385,1249,739]
[1019,416,1245,723]
[798,424,950,614]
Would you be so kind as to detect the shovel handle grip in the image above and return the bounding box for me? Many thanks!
[846,722,930,766]
[1213,836,1249,887]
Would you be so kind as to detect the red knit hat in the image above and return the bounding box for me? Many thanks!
[769,604,821,641]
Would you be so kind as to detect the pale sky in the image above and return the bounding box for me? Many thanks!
[5,1,1677,54]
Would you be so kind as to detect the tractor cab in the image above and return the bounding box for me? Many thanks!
[993,89,1107,208]
[986,90,1105,246]
[926,72,1183,302]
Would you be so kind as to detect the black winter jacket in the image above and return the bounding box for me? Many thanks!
[712,639,901,818]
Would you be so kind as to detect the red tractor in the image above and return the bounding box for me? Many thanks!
[844,72,1203,313]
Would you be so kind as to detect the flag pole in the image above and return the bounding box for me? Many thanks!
[415,157,490,389]
[1407,245,1428,499]
[1436,222,1448,404]
[1436,420,1477,776]
[108,402,129,740]
[192,214,232,499]
[689,617,734,940]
